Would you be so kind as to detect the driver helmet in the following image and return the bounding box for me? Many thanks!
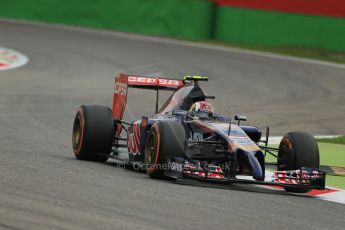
[190,101,214,116]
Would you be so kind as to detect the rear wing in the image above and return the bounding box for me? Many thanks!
[126,75,183,90]
[112,73,184,137]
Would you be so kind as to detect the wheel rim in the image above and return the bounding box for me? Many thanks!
[146,133,156,165]
[278,137,293,170]
[72,114,83,151]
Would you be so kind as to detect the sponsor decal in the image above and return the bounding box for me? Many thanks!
[172,110,189,116]
[170,162,184,172]
[0,47,29,71]
[189,131,204,141]
[128,76,181,87]
[114,81,128,96]
[229,135,253,145]
[221,129,253,145]
[218,126,254,146]
[128,122,141,155]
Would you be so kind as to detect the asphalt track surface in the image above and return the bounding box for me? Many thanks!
[0,20,345,230]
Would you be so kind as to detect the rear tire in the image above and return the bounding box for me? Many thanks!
[278,132,319,193]
[145,121,186,179]
[72,105,113,162]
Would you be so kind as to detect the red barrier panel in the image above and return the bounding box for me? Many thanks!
[213,0,345,18]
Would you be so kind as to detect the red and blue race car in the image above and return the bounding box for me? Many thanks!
[72,74,325,193]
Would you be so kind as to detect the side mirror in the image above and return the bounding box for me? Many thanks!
[234,115,247,125]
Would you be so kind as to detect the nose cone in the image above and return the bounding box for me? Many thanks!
[239,150,264,181]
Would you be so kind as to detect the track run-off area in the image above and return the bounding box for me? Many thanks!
[0,20,345,230]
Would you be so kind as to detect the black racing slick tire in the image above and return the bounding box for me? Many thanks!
[144,121,186,179]
[72,105,114,162]
[278,132,320,193]
[277,132,319,171]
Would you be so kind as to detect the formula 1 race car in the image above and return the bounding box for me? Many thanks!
[72,74,326,193]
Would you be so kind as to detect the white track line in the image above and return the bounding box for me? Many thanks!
[264,135,341,145]
[318,190,345,204]
[2,18,345,69]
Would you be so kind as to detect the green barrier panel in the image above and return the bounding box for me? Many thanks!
[214,7,345,52]
[0,0,213,40]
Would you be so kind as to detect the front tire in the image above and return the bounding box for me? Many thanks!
[277,132,319,171]
[145,121,186,179]
[72,105,114,162]
[278,131,320,193]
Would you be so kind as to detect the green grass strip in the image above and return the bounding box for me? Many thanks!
[325,175,345,189]
[318,142,345,167]
[316,136,345,145]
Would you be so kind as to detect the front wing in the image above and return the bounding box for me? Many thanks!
[165,157,326,190]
